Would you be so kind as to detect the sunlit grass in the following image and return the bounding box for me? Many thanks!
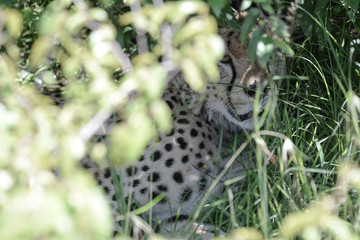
[98,2,360,239]
[187,5,360,240]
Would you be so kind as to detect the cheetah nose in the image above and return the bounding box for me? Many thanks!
[244,82,257,97]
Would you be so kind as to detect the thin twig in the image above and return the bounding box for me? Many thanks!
[130,0,149,54]
[112,41,133,73]
[152,0,176,78]
[153,0,172,62]
[78,81,137,141]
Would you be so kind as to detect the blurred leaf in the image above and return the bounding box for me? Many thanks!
[256,37,274,68]
[0,173,112,239]
[90,143,107,162]
[0,0,12,5]
[168,2,209,23]
[62,57,81,78]
[269,16,290,42]
[110,112,154,165]
[298,0,315,37]
[181,58,205,91]
[100,0,115,8]
[39,12,66,35]
[89,8,109,22]
[240,8,259,45]
[315,0,329,11]
[248,28,262,63]
[344,0,359,21]
[173,17,217,46]
[29,37,52,69]
[5,9,23,39]
[89,25,116,46]
[142,66,166,100]
[207,0,227,17]
[150,100,172,134]
[261,3,274,14]
[37,70,57,85]
[240,0,252,11]
[281,202,359,239]
[131,56,167,99]
[273,39,294,56]
[217,3,239,29]
[197,35,223,80]
[226,227,263,240]
[207,35,225,60]
[6,44,20,61]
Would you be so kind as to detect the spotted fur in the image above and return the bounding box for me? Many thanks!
[82,27,279,238]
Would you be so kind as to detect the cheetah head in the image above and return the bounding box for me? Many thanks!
[203,28,281,130]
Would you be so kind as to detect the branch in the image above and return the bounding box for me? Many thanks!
[130,0,149,54]
[78,81,137,141]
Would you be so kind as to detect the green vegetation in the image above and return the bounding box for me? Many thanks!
[0,0,359,239]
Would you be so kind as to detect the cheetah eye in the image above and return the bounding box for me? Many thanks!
[220,55,231,63]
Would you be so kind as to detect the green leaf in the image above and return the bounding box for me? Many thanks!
[110,113,154,165]
[273,39,294,56]
[5,9,23,39]
[240,8,259,44]
[194,35,223,81]
[344,0,360,21]
[150,100,172,134]
[38,70,57,85]
[173,17,217,45]
[207,0,227,17]
[217,4,239,29]
[256,36,274,68]
[138,64,166,100]
[346,0,360,10]
[315,0,329,11]
[89,8,109,22]
[0,0,12,5]
[38,12,65,35]
[248,28,262,63]
[169,2,209,23]
[240,0,252,11]
[62,57,81,78]
[181,58,205,91]
[298,0,315,37]
[29,37,52,69]
[269,16,291,42]
[261,3,274,14]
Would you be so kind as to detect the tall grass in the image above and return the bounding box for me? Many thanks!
[102,2,360,239]
[184,2,360,240]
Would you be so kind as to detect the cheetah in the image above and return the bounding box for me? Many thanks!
[81,26,280,238]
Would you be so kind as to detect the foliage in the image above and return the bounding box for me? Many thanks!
[0,0,224,238]
[238,0,294,68]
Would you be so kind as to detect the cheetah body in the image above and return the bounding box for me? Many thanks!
[82,28,276,235]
